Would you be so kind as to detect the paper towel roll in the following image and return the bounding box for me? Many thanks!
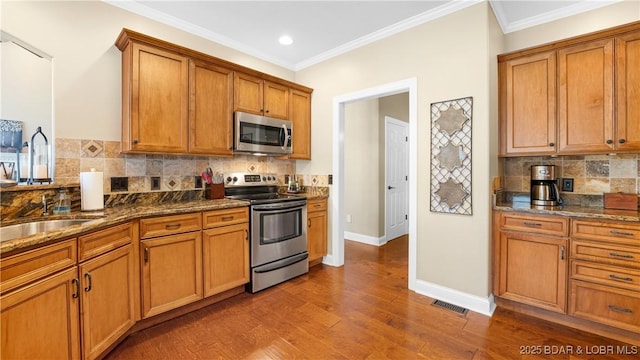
[80,168,104,211]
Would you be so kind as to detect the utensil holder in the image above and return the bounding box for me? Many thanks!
[206,183,224,200]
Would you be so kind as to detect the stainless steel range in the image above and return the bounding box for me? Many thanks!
[225,172,308,293]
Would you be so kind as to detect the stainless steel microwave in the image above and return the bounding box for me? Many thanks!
[234,111,292,155]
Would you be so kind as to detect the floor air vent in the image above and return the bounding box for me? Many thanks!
[431,299,468,315]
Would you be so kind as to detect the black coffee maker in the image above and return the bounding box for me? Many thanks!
[530,165,561,206]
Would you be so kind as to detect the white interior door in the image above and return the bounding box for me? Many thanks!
[385,116,409,241]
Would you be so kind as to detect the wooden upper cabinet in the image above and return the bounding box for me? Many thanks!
[189,59,234,156]
[290,89,312,160]
[615,30,640,152]
[558,38,614,153]
[263,81,289,119]
[234,72,289,119]
[124,43,189,153]
[499,51,556,156]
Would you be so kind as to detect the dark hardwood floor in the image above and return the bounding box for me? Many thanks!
[106,236,635,359]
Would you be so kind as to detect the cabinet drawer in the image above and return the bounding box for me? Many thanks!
[570,280,640,333]
[78,222,133,261]
[202,207,248,229]
[572,239,640,269]
[572,220,640,246]
[0,239,77,294]
[571,260,640,292]
[500,213,569,236]
[308,198,327,212]
[140,213,202,239]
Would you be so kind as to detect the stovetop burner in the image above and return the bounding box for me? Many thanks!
[224,172,305,205]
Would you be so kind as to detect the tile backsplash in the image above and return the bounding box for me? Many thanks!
[55,138,298,193]
[502,154,640,195]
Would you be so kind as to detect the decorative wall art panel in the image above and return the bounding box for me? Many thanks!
[430,97,472,215]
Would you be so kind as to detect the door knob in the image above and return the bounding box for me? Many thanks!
[388,186,395,190]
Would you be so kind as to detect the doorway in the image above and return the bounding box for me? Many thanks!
[385,116,409,241]
[330,77,418,291]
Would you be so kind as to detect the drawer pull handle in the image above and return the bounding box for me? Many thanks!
[314,204,322,208]
[609,274,633,282]
[560,246,565,260]
[609,230,634,237]
[144,248,149,263]
[221,216,234,221]
[84,272,92,292]
[608,305,633,314]
[523,222,542,227]
[245,229,248,241]
[165,223,181,230]
[609,252,634,259]
[72,278,80,299]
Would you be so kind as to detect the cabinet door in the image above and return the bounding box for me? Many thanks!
[498,231,567,313]
[289,89,312,160]
[558,38,614,153]
[189,59,234,156]
[263,81,289,119]
[140,232,202,318]
[615,30,640,152]
[202,223,249,297]
[234,72,264,115]
[79,245,136,360]
[307,209,327,263]
[1,267,80,360]
[499,51,557,155]
[126,43,189,153]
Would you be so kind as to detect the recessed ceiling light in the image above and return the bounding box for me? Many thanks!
[278,35,293,46]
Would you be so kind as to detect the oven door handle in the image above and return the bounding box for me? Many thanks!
[254,253,309,274]
[252,200,307,211]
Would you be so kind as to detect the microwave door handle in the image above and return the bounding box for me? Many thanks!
[281,124,287,150]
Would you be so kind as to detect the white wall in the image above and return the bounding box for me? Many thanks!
[0,0,295,142]
[503,0,640,52]
[0,41,52,146]
[297,3,496,298]
[344,99,380,238]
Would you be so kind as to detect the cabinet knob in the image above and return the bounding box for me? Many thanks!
[548,143,554,147]
[619,139,626,144]
[606,139,613,144]
[265,109,270,113]
[133,139,139,145]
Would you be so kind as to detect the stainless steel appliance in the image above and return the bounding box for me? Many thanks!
[530,165,561,206]
[225,172,308,293]
[234,112,292,155]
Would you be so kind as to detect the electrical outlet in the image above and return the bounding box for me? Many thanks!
[195,176,203,189]
[328,174,333,185]
[151,176,161,191]
[562,178,574,192]
[110,177,128,192]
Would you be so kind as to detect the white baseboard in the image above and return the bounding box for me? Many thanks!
[413,279,496,317]
[344,231,386,246]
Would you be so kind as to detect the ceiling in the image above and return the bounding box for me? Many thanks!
[105,0,622,71]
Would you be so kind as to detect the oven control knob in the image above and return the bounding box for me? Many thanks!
[233,176,238,182]
[262,176,266,181]
[226,176,232,183]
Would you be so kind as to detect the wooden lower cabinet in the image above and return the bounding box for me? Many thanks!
[203,223,249,296]
[79,244,137,360]
[570,280,640,333]
[140,231,203,318]
[1,267,81,360]
[307,198,328,265]
[498,231,568,313]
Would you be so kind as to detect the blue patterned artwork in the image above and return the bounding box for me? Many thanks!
[0,120,23,153]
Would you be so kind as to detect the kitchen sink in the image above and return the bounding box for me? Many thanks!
[1,218,100,243]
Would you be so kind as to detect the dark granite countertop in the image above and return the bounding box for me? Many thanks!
[1,198,249,256]
[494,198,640,223]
